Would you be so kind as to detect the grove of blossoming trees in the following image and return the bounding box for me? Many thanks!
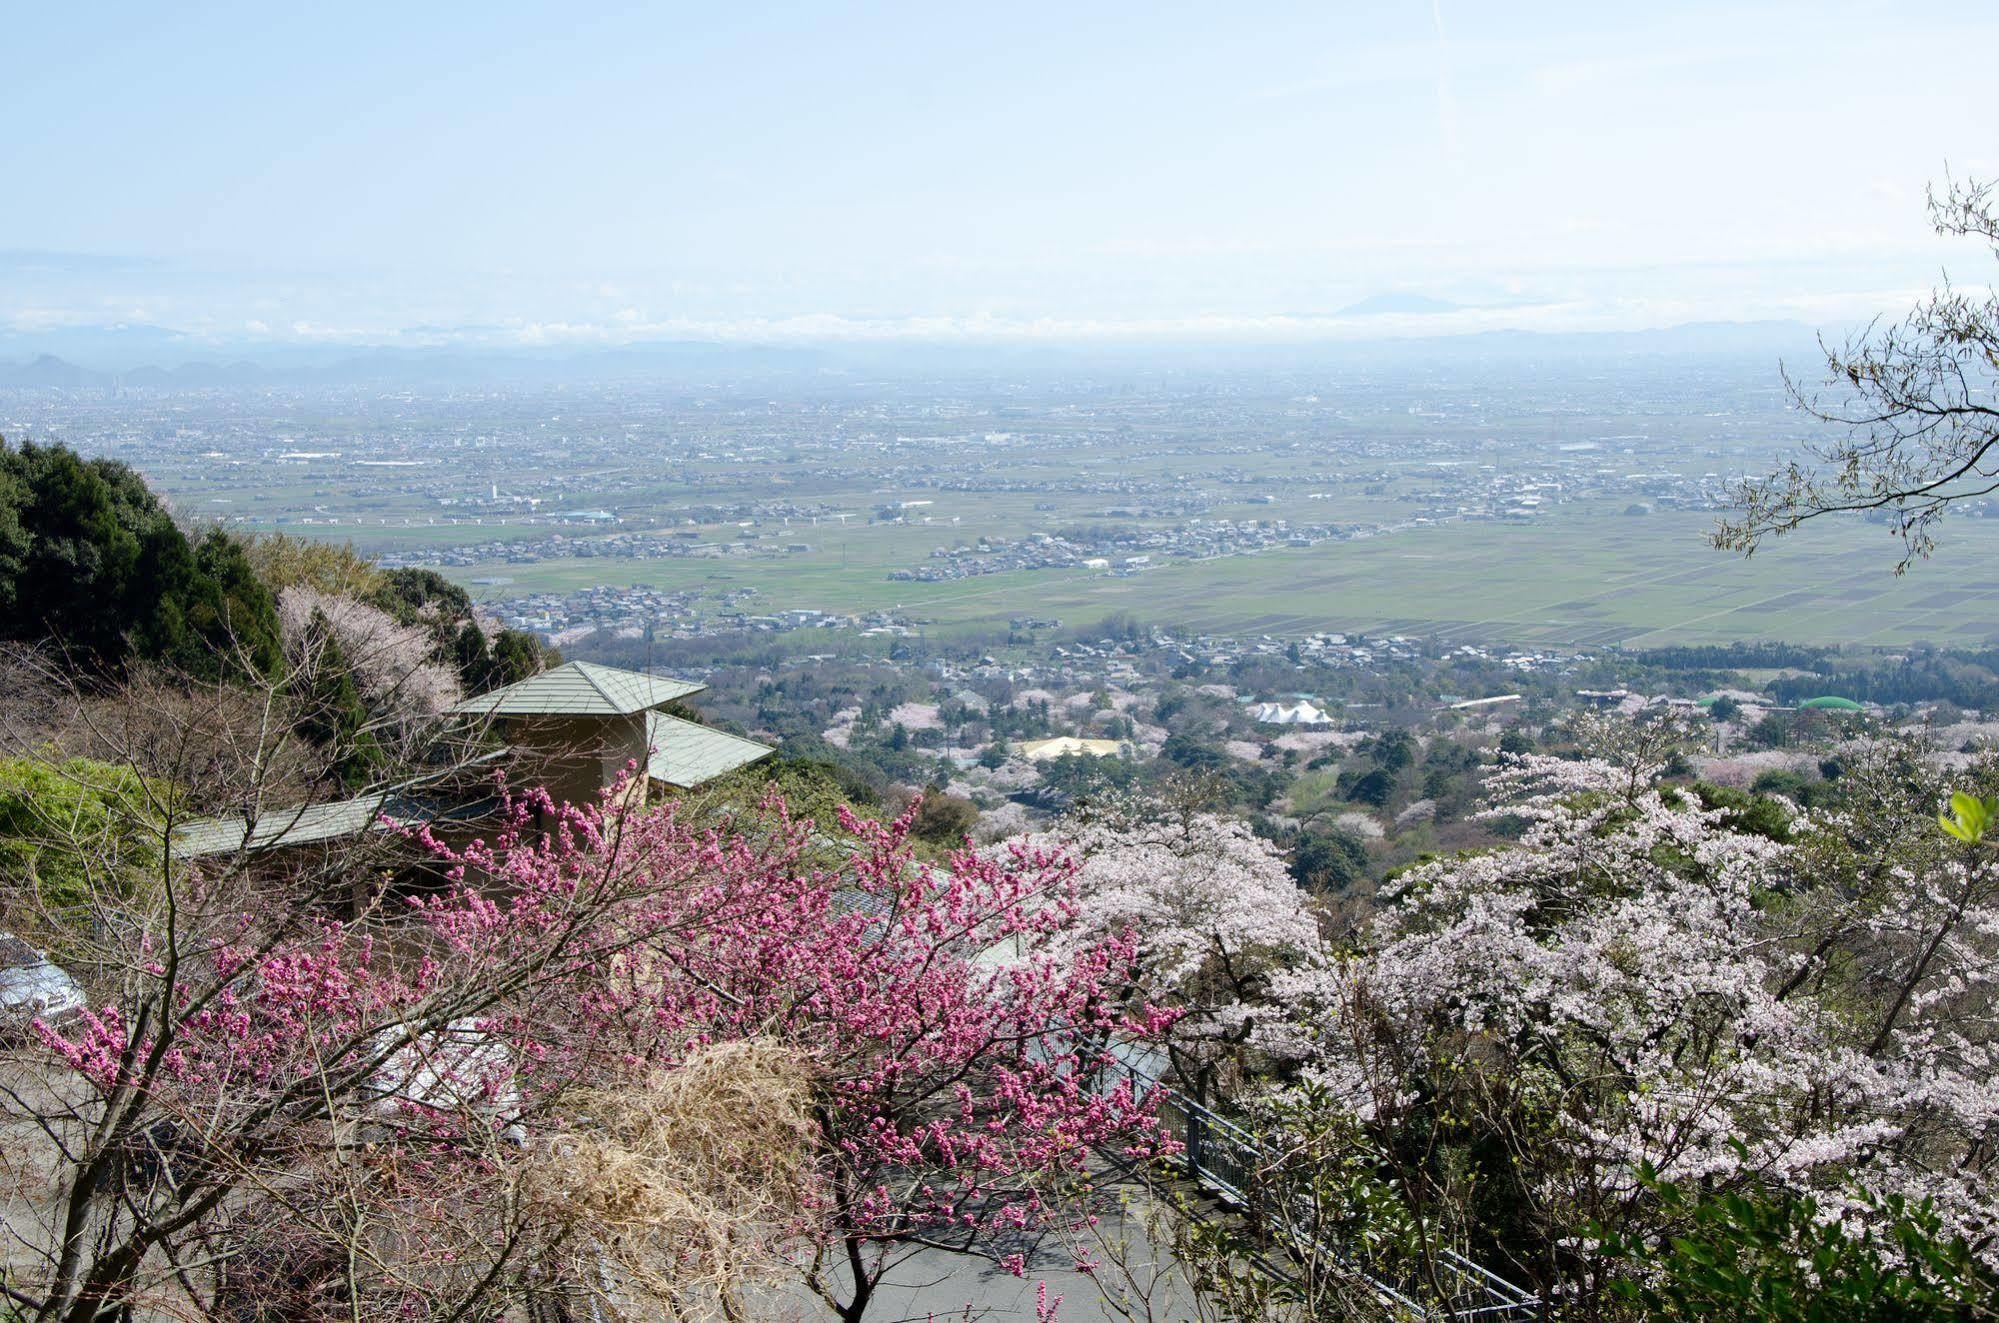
[1252,723,1999,1310]
[1018,715,1999,1318]
[1012,806,1323,1095]
[276,585,463,724]
[2,777,1173,1322]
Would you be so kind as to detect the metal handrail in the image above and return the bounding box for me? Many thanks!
[1100,1046,1542,1322]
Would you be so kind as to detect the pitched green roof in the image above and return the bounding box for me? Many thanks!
[645,713,774,789]
[173,789,502,860]
[1799,695,1865,711]
[172,791,416,859]
[170,749,508,860]
[451,660,705,718]
[172,678,762,858]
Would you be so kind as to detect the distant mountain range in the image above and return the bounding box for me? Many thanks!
[0,319,1830,389]
[1333,293,1467,317]
[0,342,837,389]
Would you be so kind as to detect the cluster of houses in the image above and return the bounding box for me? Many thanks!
[890,518,1346,584]
[486,585,917,646]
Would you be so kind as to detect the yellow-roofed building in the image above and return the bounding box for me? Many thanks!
[1016,736,1125,761]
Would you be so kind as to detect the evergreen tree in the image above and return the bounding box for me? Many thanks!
[1289,829,1371,893]
[0,439,280,678]
[371,566,476,624]
[1348,766,1397,808]
[180,528,284,677]
[290,609,383,789]
[486,627,547,688]
[452,619,493,689]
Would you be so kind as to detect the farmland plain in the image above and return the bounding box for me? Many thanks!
[14,344,1997,650]
[438,506,1999,649]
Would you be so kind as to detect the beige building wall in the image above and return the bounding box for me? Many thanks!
[502,714,654,810]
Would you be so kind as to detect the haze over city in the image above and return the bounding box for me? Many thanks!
[7,0,1997,353]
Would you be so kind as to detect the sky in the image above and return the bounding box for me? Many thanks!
[4,0,1996,351]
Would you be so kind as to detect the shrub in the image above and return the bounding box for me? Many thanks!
[909,789,979,846]
[1603,1170,1999,1321]
[0,755,156,918]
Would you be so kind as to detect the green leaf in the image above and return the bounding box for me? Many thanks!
[1941,790,1992,842]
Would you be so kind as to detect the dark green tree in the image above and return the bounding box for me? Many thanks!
[452,619,493,688]
[1289,829,1371,893]
[1037,753,1141,805]
[1371,729,1416,773]
[1603,1171,1999,1321]
[370,566,475,624]
[1161,733,1228,772]
[487,628,549,688]
[1347,766,1397,809]
[0,439,279,678]
[176,528,283,677]
[290,609,383,790]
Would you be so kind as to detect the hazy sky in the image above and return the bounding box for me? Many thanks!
[5,0,1996,347]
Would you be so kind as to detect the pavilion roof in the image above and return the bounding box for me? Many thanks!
[450,660,705,718]
[645,712,774,789]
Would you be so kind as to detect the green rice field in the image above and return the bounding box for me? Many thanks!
[445,507,1999,649]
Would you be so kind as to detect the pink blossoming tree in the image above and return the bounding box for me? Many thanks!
[5,781,1169,1323]
[504,796,1177,1322]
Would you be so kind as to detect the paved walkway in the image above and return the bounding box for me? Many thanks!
[762,1181,1203,1321]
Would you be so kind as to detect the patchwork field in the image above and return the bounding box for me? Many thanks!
[37,355,1987,652]
[446,506,1999,649]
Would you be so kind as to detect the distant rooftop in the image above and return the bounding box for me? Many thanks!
[1017,736,1123,761]
[451,660,705,718]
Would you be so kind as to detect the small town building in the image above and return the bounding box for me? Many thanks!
[1016,736,1124,761]
[1248,699,1333,725]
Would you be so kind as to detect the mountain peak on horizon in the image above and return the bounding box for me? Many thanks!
[1336,293,1465,318]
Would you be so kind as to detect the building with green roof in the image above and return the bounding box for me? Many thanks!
[1798,695,1866,712]
[174,662,772,861]
[448,660,706,718]
[643,713,777,790]
[168,787,500,860]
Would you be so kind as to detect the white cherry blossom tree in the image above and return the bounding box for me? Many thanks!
[1016,805,1323,1096]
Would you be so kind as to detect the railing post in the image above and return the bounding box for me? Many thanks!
[1186,1065,1211,1184]
[1186,1099,1203,1182]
